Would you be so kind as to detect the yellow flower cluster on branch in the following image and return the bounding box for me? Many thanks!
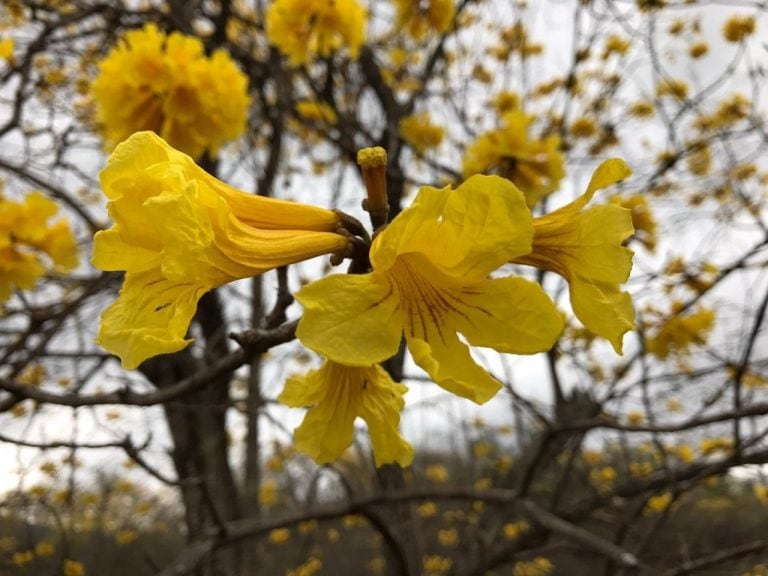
[0,37,13,61]
[0,191,79,302]
[722,14,757,43]
[399,113,445,153]
[92,132,350,369]
[462,111,565,208]
[295,100,338,125]
[266,0,367,66]
[394,0,455,41]
[91,23,250,159]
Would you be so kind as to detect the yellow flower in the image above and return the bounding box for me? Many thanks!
[326,528,340,543]
[590,466,616,494]
[63,560,86,576]
[417,502,438,517]
[699,436,733,456]
[286,557,322,576]
[296,175,563,404]
[601,34,631,59]
[279,360,413,467]
[424,464,449,483]
[513,159,635,354]
[0,191,79,302]
[629,100,655,118]
[422,555,453,575]
[462,111,565,208]
[569,117,598,139]
[689,41,709,59]
[491,90,520,115]
[12,551,34,566]
[503,520,530,541]
[399,113,445,153]
[268,528,291,544]
[115,530,137,545]
[266,0,366,66]
[91,23,249,159]
[437,528,458,547]
[0,37,13,61]
[656,78,689,100]
[394,0,455,40]
[672,444,694,464]
[295,100,338,125]
[93,132,349,369]
[754,484,768,506]
[259,479,279,507]
[722,15,757,43]
[644,492,672,515]
[514,557,553,576]
[626,410,645,425]
[646,307,715,359]
[35,541,55,557]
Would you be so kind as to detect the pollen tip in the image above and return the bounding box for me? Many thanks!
[357,147,387,169]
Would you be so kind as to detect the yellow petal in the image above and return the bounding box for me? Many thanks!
[453,276,564,354]
[571,278,634,354]
[92,229,159,274]
[296,274,402,366]
[96,268,209,369]
[407,333,502,404]
[567,158,632,213]
[359,365,414,467]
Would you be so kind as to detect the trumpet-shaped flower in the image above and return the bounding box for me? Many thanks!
[462,111,565,208]
[266,0,367,66]
[0,191,79,302]
[296,175,564,404]
[93,132,350,369]
[91,23,249,159]
[513,159,635,353]
[279,360,413,466]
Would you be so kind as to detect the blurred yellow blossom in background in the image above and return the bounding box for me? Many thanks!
[91,23,249,159]
[462,111,565,208]
[394,0,455,40]
[0,191,79,302]
[266,0,366,66]
[399,113,445,153]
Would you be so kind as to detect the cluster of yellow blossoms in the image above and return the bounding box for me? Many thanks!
[266,0,366,66]
[462,111,565,208]
[91,24,250,159]
[92,129,634,466]
[394,0,455,41]
[399,113,445,153]
[0,191,78,302]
